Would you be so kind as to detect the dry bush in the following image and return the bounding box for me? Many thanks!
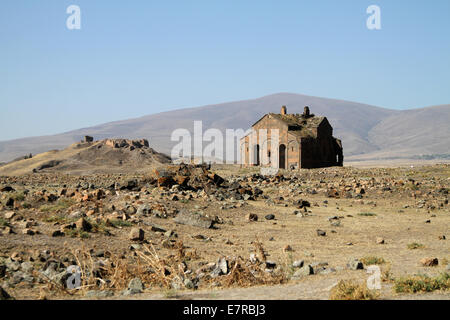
[381,263,395,283]
[330,280,379,300]
[211,241,287,288]
[133,243,188,289]
[39,240,286,297]
[37,240,199,298]
[213,257,287,288]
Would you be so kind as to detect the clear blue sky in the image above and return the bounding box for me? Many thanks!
[1,0,449,141]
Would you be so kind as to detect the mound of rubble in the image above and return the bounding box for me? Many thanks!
[150,164,264,201]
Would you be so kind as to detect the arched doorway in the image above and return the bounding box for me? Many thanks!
[279,144,286,169]
[254,144,260,166]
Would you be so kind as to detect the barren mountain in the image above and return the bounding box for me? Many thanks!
[0,93,448,163]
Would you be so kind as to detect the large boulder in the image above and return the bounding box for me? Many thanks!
[174,210,214,229]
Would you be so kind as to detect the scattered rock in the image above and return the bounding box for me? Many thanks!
[0,265,6,278]
[4,211,15,219]
[292,265,313,279]
[123,278,144,295]
[420,257,438,267]
[174,210,214,229]
[348,259,364,270]
[246,213,258,222]
[265,214,275,220]
[217,257,229,274]
[316,229,326,237]
[0,186,15,192]
[52,230,65,237]
[184,278,195,289]
[0,287,13,300]
[75,218,92,232]
[22,228,35,235]
[164,230,177,238]
[292,260,304,269]
[149,224,166,233]
[20,262,34,274]
[136,204,151,216]
[376,237,385,244]
[211,257,229,277]
[129,228,145,241]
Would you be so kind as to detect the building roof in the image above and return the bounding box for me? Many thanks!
[251,112,327,138]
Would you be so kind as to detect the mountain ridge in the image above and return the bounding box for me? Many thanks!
[0,93,448,163]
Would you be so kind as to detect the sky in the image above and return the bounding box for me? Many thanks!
[1,0,449,141]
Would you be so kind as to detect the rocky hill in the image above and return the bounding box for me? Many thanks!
[0,138,171,176]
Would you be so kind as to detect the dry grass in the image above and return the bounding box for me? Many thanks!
[330,280,380,300]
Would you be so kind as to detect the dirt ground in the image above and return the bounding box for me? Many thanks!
[0,163,449,300]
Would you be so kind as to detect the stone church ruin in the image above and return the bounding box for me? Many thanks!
[240,106,343,169]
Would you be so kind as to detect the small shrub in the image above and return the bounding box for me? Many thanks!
[108,219,133,228]
[89,219,112,235]
[22,202,32,209]
[407,242,425,250]
[163,289,179,299]
[43,215,71,224]
[330,280,379,300]
[40,199,75,213]
[10,191,25,202]
[358,212,377,217]
[394,273,450,293]
[360,256,385,265]
[79,231,91,239]
[0,217,10,227]
[66,229,91,239]
[408,183,419,191]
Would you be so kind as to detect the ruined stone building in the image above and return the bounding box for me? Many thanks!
[240,106,343,169]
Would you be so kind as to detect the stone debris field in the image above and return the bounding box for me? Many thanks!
[0,163,449,300]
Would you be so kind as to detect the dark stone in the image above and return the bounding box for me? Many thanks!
[0,287,13,300]
[0,186,15,192]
